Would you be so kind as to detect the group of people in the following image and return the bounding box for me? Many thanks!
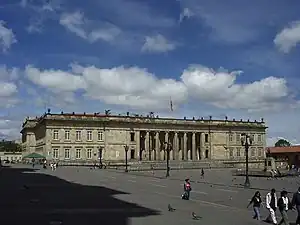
[248,187,300,225]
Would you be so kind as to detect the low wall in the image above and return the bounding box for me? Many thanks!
[53,159,288,171]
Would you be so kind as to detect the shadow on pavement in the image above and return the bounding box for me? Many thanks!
[0,166,160,225]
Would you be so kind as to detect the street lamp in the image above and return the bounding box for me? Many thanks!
[124,145,129,172]
[241,133,252,188]
[98,147,103,169]
[164,142,171,177]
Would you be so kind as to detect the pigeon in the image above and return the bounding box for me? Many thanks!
[229,196,232,200]
[168,204,175,212]
[22,185,29,190]
[192,212,201,220]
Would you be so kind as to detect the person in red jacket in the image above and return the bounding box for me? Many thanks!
[182,178,192,200]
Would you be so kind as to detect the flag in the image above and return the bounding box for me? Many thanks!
[170,97,173,111]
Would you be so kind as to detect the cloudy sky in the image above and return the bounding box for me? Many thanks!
[1,0,300,146]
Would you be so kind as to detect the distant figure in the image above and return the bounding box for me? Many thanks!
[247,191,262,220]
[292,187,300,225]
[182,178,192,200]
[278,190,291,225]
[43,159,47,169]
[201,168,204,178]
[31,158,35,168]
[265,188,278,224]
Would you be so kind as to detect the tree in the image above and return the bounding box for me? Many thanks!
[274,139,291,147]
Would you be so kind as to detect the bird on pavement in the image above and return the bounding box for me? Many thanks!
[192,212,201,220]
[23,185,29,190]
[168,204,176,212]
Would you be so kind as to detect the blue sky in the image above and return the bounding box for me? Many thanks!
[1,0,300,145]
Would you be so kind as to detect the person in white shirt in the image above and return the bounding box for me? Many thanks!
[266,188,278,225]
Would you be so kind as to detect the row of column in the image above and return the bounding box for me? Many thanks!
[136,131,209,161]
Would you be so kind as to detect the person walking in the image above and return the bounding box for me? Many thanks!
[266,188,278,225]
[247,191,262,220]
[277,190,291,225]
[182,178,192,200]
[201,168,204,179]
[292,187,300,225]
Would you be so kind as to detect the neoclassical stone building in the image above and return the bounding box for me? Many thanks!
[21,112,267,162]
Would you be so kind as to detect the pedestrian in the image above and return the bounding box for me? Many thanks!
[292,187,300,225]
[247,191,262,220]
[32,158,35,168]
[201,168,204,178]
[277,190,291,225]
[181,178,192,200]
[265,188,278,225]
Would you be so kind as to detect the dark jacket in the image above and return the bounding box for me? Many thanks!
[278,197,292,211]
[292,192,300,206]
[250,196,262,208]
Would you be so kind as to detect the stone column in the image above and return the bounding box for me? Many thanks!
[155,131,160,161]
[136,130,140,160]
[145,131,149,161]
[149,132,153,160]
[183,132,187,160]
[174,132,178,160]
[192,132,196,160]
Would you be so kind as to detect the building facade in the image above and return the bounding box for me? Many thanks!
[21,112,267,163]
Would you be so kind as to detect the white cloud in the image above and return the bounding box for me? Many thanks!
[59,11,121,43]
[25,65,87,92]
[0,118,21,140]
[97,0,175,28]
[24,63,294,113]
[0,65,18,107]
[274,20,300,53]
[0,21,17,52]
[179,8,193,23]
[142,34,176,53]
[181,65,290,111]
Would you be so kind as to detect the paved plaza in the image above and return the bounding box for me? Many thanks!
[1,165,299,225]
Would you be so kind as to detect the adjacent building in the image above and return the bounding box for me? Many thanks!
[20,112,267,163]
[266,146,300,167]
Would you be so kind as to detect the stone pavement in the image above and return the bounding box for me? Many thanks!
[1,164,299,225]
[128,168,300,193]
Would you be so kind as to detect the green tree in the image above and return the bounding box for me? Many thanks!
[274,139,291,147]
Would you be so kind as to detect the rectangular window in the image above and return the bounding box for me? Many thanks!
[53,130,59,140]
[130,149,135,159]
[236,147,241,157]
[229,133,233,142]
[65,130,70,140]
[205,134,209,143]
[257,134,262,142]
[52,148,59,159]
[98,131,103,141]
[87,149,92,159]
[130,132,135,142]
[258,148,262,156]
[236,133,241,143]
[251,148,255,156]
[76,131,81,141]
[229,148,234,157]
[64,149,70,159]
[87,130,92,141]
[250,134,255,143]
[76,149,81,159]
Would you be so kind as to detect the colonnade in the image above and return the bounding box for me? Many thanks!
[135,131,210,161]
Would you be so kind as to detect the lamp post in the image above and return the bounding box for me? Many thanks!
[164,142,171,177]
[98,147,103,169]
[241,133,252,188]
[124,145,129,172]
